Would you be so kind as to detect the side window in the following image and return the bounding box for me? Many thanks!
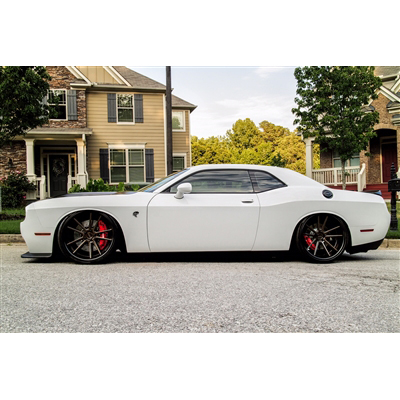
[249,171,286,193]
[169,170,254,193]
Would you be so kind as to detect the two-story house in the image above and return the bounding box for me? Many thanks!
[1,66,196,199]
[303,66,400,199]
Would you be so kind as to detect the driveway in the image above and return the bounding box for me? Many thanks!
[1,244,399,333]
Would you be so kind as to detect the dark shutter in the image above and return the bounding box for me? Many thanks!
[67,90,78,120]
[134,94,143,123]
[107,93,117,123]
[100,149,109,183]
[145,149,154,182]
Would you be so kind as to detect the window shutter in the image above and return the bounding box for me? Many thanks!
[145,149,154,182]
[67,90,78,120]
[134,94,144,123]
[107,93,117,123]
[100,149,109,183]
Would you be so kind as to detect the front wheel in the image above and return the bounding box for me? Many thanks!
[58,211,117,264]
[296,214,348,263]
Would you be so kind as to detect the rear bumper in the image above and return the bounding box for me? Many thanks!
[347,239,384,254]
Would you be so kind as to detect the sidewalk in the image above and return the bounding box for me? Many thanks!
[1,234,399,249]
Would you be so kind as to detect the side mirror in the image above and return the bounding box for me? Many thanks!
[174,182,192,199]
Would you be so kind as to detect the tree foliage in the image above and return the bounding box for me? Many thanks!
[191,119,317,174]
[0,66,53,147]
[292,66,382,188]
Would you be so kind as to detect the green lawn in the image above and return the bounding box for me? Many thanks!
[386,201,400,239]
[0,207,25,234]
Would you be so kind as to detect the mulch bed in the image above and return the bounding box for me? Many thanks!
[0,214,24,220]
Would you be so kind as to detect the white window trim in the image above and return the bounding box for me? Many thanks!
[108,144,146,184]
[332,151,360,168]
[116,94,135,125]
[173,153,187,171]
[48,89,68,121]
[172,110,186,132]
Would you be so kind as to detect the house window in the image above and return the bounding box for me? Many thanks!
[173,155,186,171]
[110,148,145,183]
[333,151,360,168]
[48,89,67,120]
[117,94,134,123]
[172,111,185,131]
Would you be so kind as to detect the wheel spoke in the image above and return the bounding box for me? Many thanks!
[89,241,92,259]
[73,239,87,254]
[321,216,328,231]
[67,226,84,234]
[323,238,338,252]
[74,218,87,231]
[313,241,320,255]
[93,236,113,241]
[321,241,331,257]
[67,236,85,246]
[94,228,113,234]
[93,239,102,254]
[306,237,317,251]
[324,225,340,234]
[326,234,343,238]
[89,213,93,230]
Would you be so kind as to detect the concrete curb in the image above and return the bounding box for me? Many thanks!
[1,234,399,249]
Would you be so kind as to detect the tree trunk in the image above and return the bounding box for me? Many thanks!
[341,159,346,190]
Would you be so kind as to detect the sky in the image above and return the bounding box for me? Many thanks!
[129,66,298,139]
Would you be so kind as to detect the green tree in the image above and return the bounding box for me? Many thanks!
[292,66,382,189]
[0,66,53,147]
[191,135,233,165]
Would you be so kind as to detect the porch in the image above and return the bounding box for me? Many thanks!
[23,128,92,200]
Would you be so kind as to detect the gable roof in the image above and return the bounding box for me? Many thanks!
[113,66,167,90]
[374,66,400,78]
[112,66,197,111]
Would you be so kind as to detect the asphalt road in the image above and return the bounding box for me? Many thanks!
[1,244,399,333]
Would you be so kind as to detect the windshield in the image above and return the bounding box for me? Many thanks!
[138,169,188,193]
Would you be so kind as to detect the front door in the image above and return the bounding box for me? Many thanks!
[382,143,397,182]
[49,155,68,197]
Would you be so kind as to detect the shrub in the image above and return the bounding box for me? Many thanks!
[0,171,36,208]
[67,179,140,194]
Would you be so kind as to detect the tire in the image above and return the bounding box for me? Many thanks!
[296,214,348,263]
[58,211,117,264]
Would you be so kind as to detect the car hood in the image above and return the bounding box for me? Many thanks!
[55,191,138,197]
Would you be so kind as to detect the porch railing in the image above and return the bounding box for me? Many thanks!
[67,175,78,191]
[312,165,363,189]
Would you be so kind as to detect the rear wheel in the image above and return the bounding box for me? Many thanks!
[58,211,117,264]
[296,214,348,263]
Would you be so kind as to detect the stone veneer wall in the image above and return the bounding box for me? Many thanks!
[43,66,87,129]
[0,141,27,178]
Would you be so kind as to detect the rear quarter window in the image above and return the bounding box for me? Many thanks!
[249,170,286,193]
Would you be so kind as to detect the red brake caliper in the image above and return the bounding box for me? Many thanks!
[98,220,107,250]
[304,235,316,250]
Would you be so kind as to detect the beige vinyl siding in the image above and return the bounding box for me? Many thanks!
[172,110,191,168]
[76,67,119,84]
[86,92,166,181]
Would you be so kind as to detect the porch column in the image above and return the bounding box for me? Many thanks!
[76,137,88,188]
[304,137,313,178]
[24,138,37,201]
[24,138,36,180]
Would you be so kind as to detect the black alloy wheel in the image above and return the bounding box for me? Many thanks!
[58,211,117,264]
[296,214,348,263]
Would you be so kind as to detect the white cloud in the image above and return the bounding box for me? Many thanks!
[254,67,287,79]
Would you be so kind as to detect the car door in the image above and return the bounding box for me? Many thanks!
[147,169,260,252]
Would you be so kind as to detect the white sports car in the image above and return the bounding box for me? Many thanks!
[21,164,390,264]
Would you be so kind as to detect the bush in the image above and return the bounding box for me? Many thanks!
[0,171,36,208]
[68,179,140,194]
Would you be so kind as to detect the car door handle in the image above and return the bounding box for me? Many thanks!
[241,200,254,203]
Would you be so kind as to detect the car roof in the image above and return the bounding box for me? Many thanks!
[184,164,323,188]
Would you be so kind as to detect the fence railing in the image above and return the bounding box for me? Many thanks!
[312,165,363,189]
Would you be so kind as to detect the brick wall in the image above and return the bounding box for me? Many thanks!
[0,141,27,178]
[43,66,87,129]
